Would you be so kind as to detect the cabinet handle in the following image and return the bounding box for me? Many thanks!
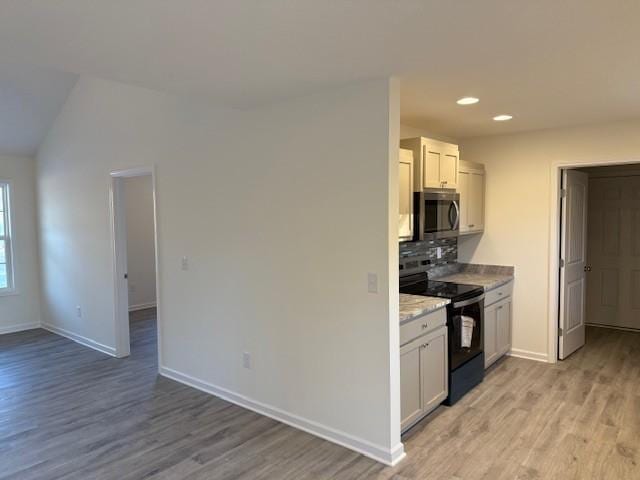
[498,292,503,296]
[421,343,429,349]
[422,323,429,329]
[469,224,475,228]
[442,181,448,185]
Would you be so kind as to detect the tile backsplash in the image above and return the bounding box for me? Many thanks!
[399,237,457,268]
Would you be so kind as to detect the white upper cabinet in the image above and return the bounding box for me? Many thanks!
[399,148,414,242]
[458,160,485,235]
[400,137,459,191]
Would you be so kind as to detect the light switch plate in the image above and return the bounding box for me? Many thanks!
[367,273,378,294]
[243,352,251,369]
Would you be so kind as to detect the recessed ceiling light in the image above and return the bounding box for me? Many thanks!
[493,114,513,121]
[456,97,479,105]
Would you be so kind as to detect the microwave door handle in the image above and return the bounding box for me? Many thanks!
[451,200,460,230]
[448,203,454,227]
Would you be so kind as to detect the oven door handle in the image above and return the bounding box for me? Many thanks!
[452,294,484,309]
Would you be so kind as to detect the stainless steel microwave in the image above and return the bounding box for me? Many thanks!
[413,190,460,240]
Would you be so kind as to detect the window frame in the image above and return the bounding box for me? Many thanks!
[0,180,15,295]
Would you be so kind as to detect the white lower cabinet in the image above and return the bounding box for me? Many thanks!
[400,341,423,430]
[400,311,448,433]
[484,302,499,367]
[484,281,513,369]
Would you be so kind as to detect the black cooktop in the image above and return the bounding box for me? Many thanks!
[399,273,483,302]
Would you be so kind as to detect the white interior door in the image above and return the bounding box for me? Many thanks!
[559,170,588,360]
[112,176,131,358]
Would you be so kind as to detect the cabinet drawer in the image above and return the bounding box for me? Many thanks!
[485,281,513,307]
[400,308,447,346]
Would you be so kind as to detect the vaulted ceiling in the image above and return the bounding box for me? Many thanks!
[0,0,639,154]
[0,63,76,156]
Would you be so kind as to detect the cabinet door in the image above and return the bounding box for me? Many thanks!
[420,327,448,414]
[400,339,423,431]
[399,150,414,241]
[440,152,458,189]
[496,299,512,356]
[468,172,485,231]
[458,170,470,233]
[423,145,442,189]
[484,302,499,368]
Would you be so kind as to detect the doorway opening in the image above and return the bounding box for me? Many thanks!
[110,167,161,364]
[555,163,640,361]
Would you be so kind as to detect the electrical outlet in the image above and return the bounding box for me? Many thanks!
[436,247,443,259]
[181,256,189,271]
[367,273,378,294]
[242,352,251,369]
[76,306,82,318]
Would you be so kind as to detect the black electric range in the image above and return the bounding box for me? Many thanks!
[399,272,484,302]
[400,269,486,406]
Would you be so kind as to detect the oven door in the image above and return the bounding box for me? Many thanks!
[423,191,460,239]
[448,296,484,370]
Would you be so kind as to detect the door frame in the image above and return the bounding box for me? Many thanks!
[109,166,162,364]
[547,159,640,363]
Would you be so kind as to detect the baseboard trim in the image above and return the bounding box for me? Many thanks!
[159,365,404,466]
[0,322,41,335]
[42,323,117,357]
[508,348,549,363]
[128,302,157,312]
[586,322,640,333]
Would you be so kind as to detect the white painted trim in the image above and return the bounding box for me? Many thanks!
[547,158,640,364]
[508,348,549,363]
[42,323,117,357]
[128,302,157,312]
[586,323,640,333]
[159,365,405,466]
[109,166,162,366]
[110,166,154,178]
[0,288,20,297]
[0,322,40,335]
[0,179,17,294]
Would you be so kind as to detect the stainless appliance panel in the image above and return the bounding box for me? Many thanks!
[415,190,460,240]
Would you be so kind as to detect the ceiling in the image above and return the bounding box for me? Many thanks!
[0,63,77,156]
[0,0,639,149]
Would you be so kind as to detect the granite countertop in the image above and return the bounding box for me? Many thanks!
[400,293,449,324]
[433,272,513,291]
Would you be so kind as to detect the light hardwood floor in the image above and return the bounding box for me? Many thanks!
[1,315,639,479]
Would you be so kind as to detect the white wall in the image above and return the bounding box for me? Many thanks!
[0,155,41,334]
[124,175,156,310]
[37,76,401,464]
[400,124,458,143]
[459,120,640,361]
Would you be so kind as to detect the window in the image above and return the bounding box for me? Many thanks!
[0,182,13,292]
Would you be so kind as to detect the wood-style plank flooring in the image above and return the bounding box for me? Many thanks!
[1,315,639,479]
